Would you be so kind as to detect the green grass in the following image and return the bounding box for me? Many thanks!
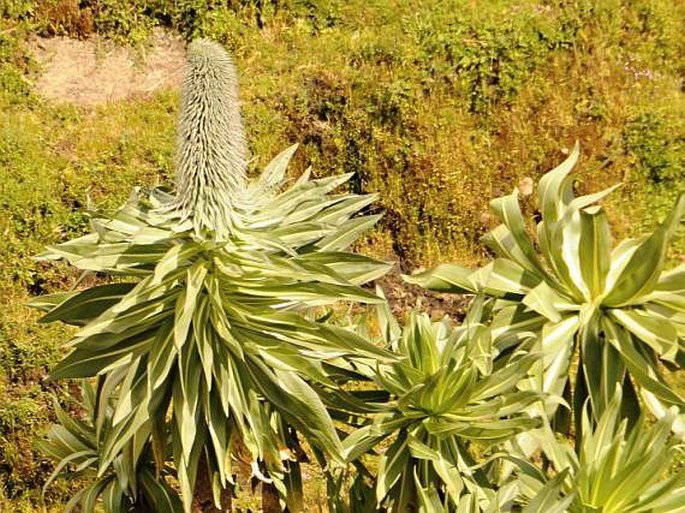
[0,0,683,510]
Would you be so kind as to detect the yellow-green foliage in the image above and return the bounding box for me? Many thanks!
[0,0,683,509]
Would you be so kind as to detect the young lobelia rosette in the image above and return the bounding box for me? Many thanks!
[406,143,685,433]
[38,382,182,513]
[519,386,685,513]
[31,40,392,512]
[339,300,545,512]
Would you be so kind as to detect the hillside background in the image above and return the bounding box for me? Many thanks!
[0,0,683,510]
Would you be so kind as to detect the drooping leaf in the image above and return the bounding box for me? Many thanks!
[403,263,479,294]
[604,194,684,307]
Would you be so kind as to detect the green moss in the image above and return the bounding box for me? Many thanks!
[622,109,685,252]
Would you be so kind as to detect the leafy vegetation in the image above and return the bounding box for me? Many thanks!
[0,0,683,511]
[529,387,685,512]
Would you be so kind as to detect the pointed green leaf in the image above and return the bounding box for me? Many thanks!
[605,194,685,306]
[604,319,684,407]
[174,262,208,350]
[403,263,478,294]
[257,144,298,192]
[609,309,678,362]
[578,206,611,298]
[36,283,135,326]
[522,280,564,322]
[488,189,546,275]
[537,142,579,228]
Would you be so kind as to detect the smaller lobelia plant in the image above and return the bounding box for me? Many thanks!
[406,143,685,438]
[37,382,182,513]
[32,39,392,512]
[332,298,546,512]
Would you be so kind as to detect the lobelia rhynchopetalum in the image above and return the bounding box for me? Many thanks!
[32,39,392,513]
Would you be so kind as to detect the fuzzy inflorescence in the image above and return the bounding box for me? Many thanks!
[175,39,248,238]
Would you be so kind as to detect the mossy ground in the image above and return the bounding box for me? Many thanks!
[0,0,683,510]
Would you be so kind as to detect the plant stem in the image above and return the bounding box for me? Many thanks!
[193,453,233,513]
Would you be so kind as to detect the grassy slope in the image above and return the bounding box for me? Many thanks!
[0,0,683,509]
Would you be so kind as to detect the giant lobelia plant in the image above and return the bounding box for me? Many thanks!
[406,144,685,435]
[32,39,392,512]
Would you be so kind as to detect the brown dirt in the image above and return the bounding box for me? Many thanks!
[27,28,186,105]
[376,266,471,323]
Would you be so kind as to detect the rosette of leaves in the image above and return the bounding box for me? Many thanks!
[38,382,182,513]
[31,39,392,512]
[339,302,543,512]
[406,143,685,430]
[519,387,685,513]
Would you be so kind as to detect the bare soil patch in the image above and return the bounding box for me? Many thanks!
[376,266,470,323]
[28,28,186,105]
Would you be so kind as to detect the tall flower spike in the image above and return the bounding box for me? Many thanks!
[175,39,248,239]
